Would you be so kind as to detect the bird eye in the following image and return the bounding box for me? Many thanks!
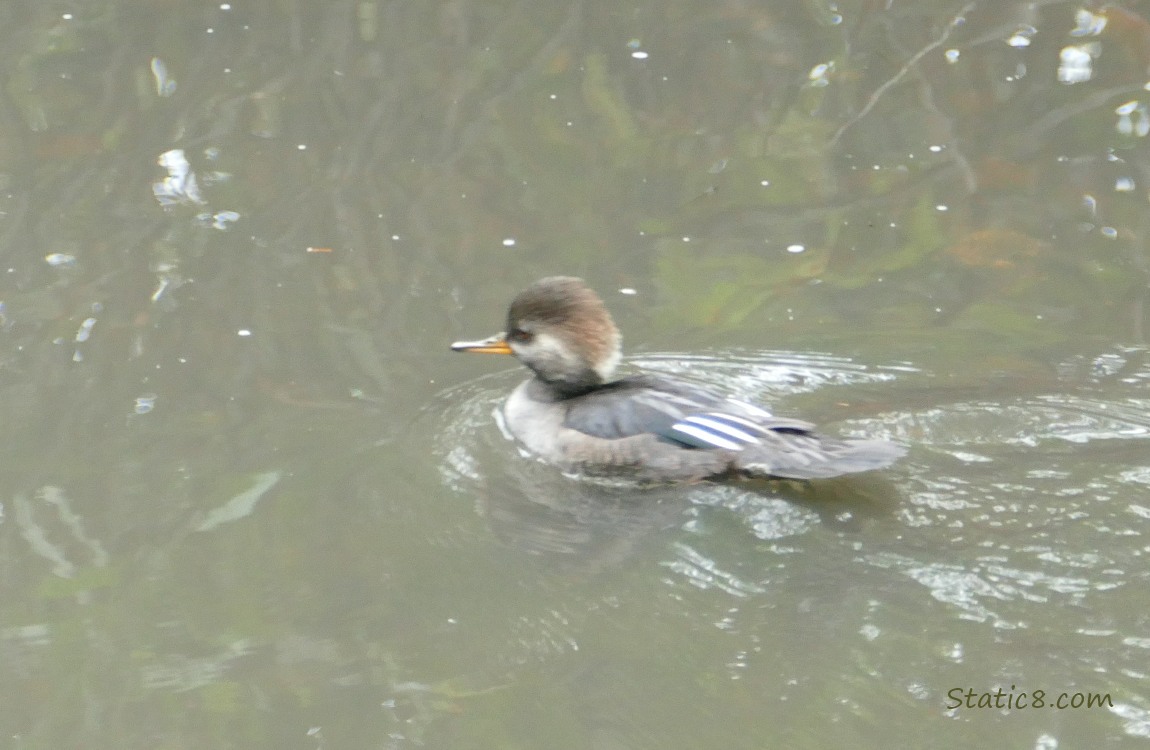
[508,328,532,343]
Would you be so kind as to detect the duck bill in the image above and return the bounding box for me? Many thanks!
[450,333,513,355]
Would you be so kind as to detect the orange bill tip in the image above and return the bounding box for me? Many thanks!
[450,334,513,354]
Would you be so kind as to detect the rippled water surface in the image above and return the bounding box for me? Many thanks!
[3,0,1150,747]
[426,347,1150,745]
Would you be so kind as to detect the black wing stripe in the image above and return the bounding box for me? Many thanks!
[697,412,775,436]
[681,414,763,444]
[669,422,744,450]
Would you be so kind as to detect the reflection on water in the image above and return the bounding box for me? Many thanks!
[5,0,1150,745]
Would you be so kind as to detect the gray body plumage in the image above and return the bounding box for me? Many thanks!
[504,374,904,483]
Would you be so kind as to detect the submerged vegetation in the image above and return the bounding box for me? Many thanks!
[2,0,1150,746]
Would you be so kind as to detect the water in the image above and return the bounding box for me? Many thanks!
[1,0,1149,747]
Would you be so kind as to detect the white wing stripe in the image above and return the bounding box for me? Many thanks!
[670,423,743,450]
[683,415,763,444]
[698,412,772,436]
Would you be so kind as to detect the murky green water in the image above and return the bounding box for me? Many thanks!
[2,1,1149,747]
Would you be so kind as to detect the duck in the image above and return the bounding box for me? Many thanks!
[450,276,905,483]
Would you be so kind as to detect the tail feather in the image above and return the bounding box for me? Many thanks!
[735,438,906,480]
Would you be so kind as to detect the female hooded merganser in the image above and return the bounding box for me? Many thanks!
[451,276,905,483]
